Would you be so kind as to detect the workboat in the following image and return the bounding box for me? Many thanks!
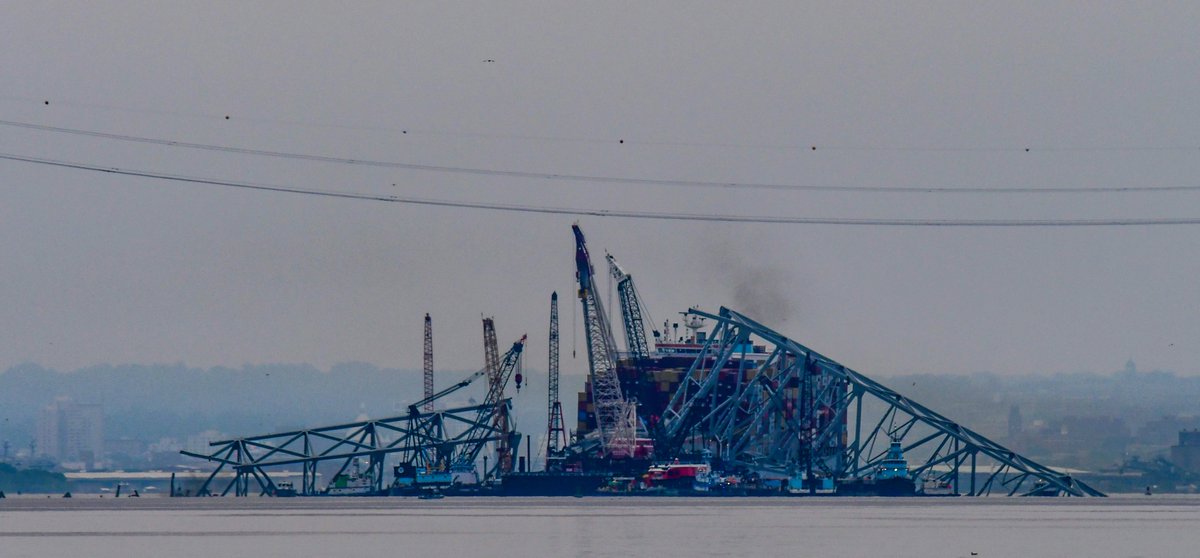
[1025,480,1063,497]
[643,462,711,490]
[919,479,956,496]
[837,440,916,496]
[272,481,298,497]
[324,459,378,496]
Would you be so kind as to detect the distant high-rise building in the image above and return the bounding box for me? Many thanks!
[1171,430,1200,473]
[1008,405,1023,439]
[185,430,226,456]
[35,398,104,468]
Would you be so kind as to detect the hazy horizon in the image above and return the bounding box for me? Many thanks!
[2,3,1197,377]
[0,352,1173,379]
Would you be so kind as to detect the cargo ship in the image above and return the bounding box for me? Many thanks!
[572,314,847,478]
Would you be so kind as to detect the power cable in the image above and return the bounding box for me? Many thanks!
[6,95,1200,154]
[2,151,1198,227]
[3,119,1200,195]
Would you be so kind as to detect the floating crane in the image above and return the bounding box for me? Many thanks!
[606,252,659,362]
[448,322,525,477]
[572,224,637,458]
[546,292,567,467]
[423,313,434,413]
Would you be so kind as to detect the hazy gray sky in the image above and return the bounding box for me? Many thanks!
[2,2,1198,378]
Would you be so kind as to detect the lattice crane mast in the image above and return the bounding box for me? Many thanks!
[546,292,567,463]
[572,224,637,458]
[483,318,523,475]
[453,325,526,473]
[423,313,434,413]
[605,252,658,362]
[484,317,500,391]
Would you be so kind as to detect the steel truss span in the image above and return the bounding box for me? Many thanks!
[661,307,1104,497]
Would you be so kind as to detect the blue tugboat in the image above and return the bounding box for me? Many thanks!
[389,462,454,495]
[837,440,917,496]
[876,440,910,481]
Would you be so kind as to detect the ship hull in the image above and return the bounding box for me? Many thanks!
[500,472,611,496]
[836,477,917,496]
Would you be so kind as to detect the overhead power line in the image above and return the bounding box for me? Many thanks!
[3,119,1199,195]
[6,95,1200,154]
[2,151,1198,227]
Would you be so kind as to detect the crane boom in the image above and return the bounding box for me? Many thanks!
[407,365,486,415]
[454,332,526,471]
[483,317,501,395]
[481,318,513,474]
[423,314,434,413]
[546,292,567,460]
[605,252,656,361]
[572,224,636,458]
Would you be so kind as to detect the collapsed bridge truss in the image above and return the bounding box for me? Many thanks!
[180,402,506,496]
[660,307,1104,497]
[183,306,1102,497]
[181,336,525,497]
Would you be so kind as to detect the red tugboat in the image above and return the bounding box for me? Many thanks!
[642,461,712,490]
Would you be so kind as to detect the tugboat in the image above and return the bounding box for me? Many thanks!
[642,461,712,491]
[390,462,453,495]
[837,440,917,496]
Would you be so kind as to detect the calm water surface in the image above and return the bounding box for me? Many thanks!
[2,495,1196,557]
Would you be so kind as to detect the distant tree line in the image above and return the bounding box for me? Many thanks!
[0,462,68,493]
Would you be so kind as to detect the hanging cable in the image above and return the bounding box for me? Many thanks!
[6,98,1200,153]
[3,152,1200,227]
[4,119,1200,195]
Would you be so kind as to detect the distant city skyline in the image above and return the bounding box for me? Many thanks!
[35,397,103,468]
[5,359,1199,478]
